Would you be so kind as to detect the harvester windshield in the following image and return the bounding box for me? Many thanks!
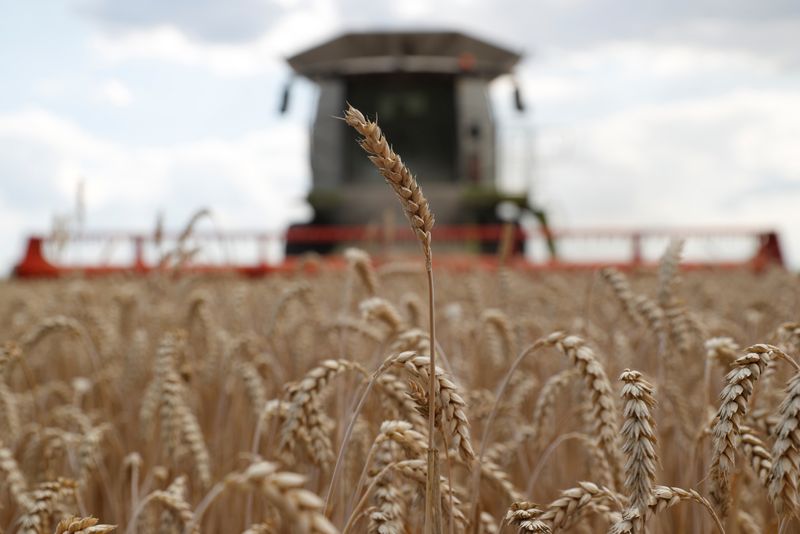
[345,73,457,184]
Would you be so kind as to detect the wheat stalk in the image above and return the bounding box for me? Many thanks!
[344,104,440,532]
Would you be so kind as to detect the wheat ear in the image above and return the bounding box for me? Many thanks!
[480,309,517,366]
[240,523,273,534]
[389,459,468,530]
[0,444,31,508]
[740,424,772,488]
[354,418,428,506]
[769,370,800,518]
[479,511,500,534]
[360,297,405,335]
[504,502,552,533]
[0,341,15,378]
[236,361,267,420]
[127,484,197,534]
[343,106,434,265]
[736,510,763,534]
[378,351,474,463]
[17,478,78,534]
[633,294,666,344]
[345,248,379,296]
[600,268,644,327]
[706,337,740,369]
[549,333,623,489]
[656,238,684,309]
[279,359,366,469]
[366,425,414,534]
[530,369,577,452]
[536,481,622,530]
[609,485,723,533]
[229,462,338,534]
[619,369,658,520]
[471,332,620,525]
[55,516,116,533]
[375,373,427,429]
[479,458,525,504]
[708,344,794,518]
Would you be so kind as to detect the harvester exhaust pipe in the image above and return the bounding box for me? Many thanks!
[279,78,293,114]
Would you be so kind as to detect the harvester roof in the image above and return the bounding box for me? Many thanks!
[287,30,521,78]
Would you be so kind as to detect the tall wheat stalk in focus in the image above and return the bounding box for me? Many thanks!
[344,105,441,533]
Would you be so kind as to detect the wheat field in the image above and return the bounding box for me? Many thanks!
[2,106,800,533]
[1,259,798,533]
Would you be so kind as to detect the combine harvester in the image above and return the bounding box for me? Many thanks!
[12,31,784,278]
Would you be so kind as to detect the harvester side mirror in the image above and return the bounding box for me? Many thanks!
[513,85,525,112]
[279,81,292,114]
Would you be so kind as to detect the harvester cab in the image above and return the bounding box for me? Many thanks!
[282,30,546,256]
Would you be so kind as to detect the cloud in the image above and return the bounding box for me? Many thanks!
[81,0,800,90]
[553,41,779,80]
[530,88,800,263]
[0,108,310,271]
[88,7,336,77]
[96,79,133,107]
[79,0,800,51]
[78,0,290,43]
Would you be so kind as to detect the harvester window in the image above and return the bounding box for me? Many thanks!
[344,74,456,184]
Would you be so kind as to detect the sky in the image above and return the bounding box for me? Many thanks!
[2,0,800,271]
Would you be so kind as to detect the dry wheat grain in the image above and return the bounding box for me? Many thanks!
[768,370,800,517]
[619,369,657,518]
[709,345,786,518]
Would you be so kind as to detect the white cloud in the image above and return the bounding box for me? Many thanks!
[88,4,337,77]
[96,79,133,107]
[555,41,779,79]
[532,88,800,264]
[0,108,310,271]
[80,0,289,43]
[89,25,260,76]
[33,78,71,99]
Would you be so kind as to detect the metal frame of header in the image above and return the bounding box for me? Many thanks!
[12,225,784,278]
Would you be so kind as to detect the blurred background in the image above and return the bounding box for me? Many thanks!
[2,0,800,272]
